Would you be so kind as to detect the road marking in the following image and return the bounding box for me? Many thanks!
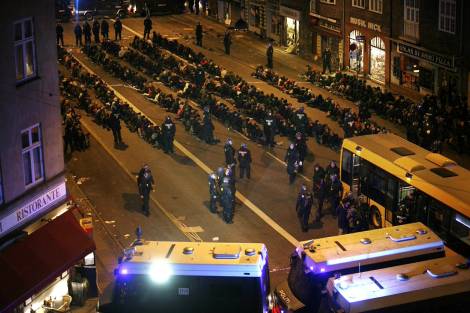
[73,52,300,247]
[71,56,202,243]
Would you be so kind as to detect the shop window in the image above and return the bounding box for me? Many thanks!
[270,15,281,36]
[370,37,385,82]
[368,0,382,14]
[352,0,365,9]
[249,6,261,28]
[14,17,36,83]
[21,124,44,187]
[320,0,336,4]
[349,30,364,72]
[439,0,456,34]
[404,0,419,40]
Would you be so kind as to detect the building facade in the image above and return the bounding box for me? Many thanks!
[390,0,469,97]
[306,0,345,71]
[0,2,95,312]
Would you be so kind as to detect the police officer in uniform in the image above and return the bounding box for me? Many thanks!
[266,42,274,69]
[220,177,234,224]
[224,138,236,176]
[223,29,231,55]
[201,109,215,144]
[143,16,152,40]
[161,116,176,153]
[296,185,314,232]
[74,22,83,47]
[263,111,276,147]
[285,143,300,184]
[208,172,219,213]
[294,132,307,173]
[92,19,100,43]
[294,107,308,136]
[56,22,64,46]
[109,111,123,147]
[114,17,122,41]
[101,19,109,40]
[137,165,154,216]
[195,22,203,47]
[237,143,252,179]
[329,174,343,217]
[83,21,92,45]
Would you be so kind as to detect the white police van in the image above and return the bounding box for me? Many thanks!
[98,241,270,313]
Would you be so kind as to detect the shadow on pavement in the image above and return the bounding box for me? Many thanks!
[122,192,141,212]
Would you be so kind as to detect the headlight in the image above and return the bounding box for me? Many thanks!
[148,260,172,284]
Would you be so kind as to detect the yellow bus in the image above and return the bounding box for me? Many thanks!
[326,248,470,313]
[340,133,470,256]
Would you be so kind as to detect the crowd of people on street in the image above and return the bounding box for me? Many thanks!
[304,68,469,154]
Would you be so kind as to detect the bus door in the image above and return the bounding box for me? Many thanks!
[351,153,361,198]
[396,184,416,225]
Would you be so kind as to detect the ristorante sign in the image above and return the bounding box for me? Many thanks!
[0,182,67,236]
[398,43,455,70]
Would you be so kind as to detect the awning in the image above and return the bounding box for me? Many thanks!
[0,210,95,312]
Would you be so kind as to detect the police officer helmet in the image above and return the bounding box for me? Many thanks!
[300,184,307,192]
[216,167,225,177]
[241,143,247,149]
[226,138,232,145]
[166,116,172,122]
[296,132,302,139]
[299,107,304,112]
[289,143,295,149]
[210,173,217,179]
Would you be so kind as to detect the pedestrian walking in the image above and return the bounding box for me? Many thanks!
[83,21,92,45]
[101,19,109,40]
[109,112,123,147]
[322,47,332,74]
[74,22,83,47]
[137,165,154,216]
[143,16,152,40]
[92,19,100,43]
[237,143,252,179]
[208,172,219,213]
[114,17,122,41]
[56,22,64,46]
[296,185,313,232]
[223,29,231,55]
[329,174,343,217]
[266,42,274,69]
[285,143,300,184]
[161,116,176,153]
[263,111,276,147]
[224,138,236,175]
[195,22,203,47]
[220,177,234,224]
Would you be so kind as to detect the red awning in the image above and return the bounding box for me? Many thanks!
[0,210,96,313]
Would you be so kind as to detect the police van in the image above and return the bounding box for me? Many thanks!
[98,241,270,313]
[327,248,470,313]
[273,222,445,313]
[72,0,128,20]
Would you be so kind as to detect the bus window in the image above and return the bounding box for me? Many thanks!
[341,149,352,185]
[451,213,470,246]
[427,199,451,239]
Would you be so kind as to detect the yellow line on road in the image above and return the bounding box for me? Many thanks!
[73,51,300,247]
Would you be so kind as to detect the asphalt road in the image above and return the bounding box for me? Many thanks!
[61,20,342,295]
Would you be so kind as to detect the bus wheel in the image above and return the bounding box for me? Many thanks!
[370,205,382,229]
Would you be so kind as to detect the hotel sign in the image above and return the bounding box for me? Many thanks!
[0,182,67,236]
[397,43,455,70]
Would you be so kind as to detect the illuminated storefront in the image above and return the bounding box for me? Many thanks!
[279,4,301,54]
[349,30,364,73]
[370,37,386,83]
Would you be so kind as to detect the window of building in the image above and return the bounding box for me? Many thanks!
[368,0,383,13]
[439,0,456,34]
[352,0,365,9]
[14,18,36,83]
[404,0,419,40]
[320,0,336,4]
[310,0,316,13]
[21,124,44,187]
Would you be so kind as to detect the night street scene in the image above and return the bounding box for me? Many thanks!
[1,0,470,312]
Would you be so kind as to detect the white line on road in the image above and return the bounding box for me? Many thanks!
[73,51,300,247]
